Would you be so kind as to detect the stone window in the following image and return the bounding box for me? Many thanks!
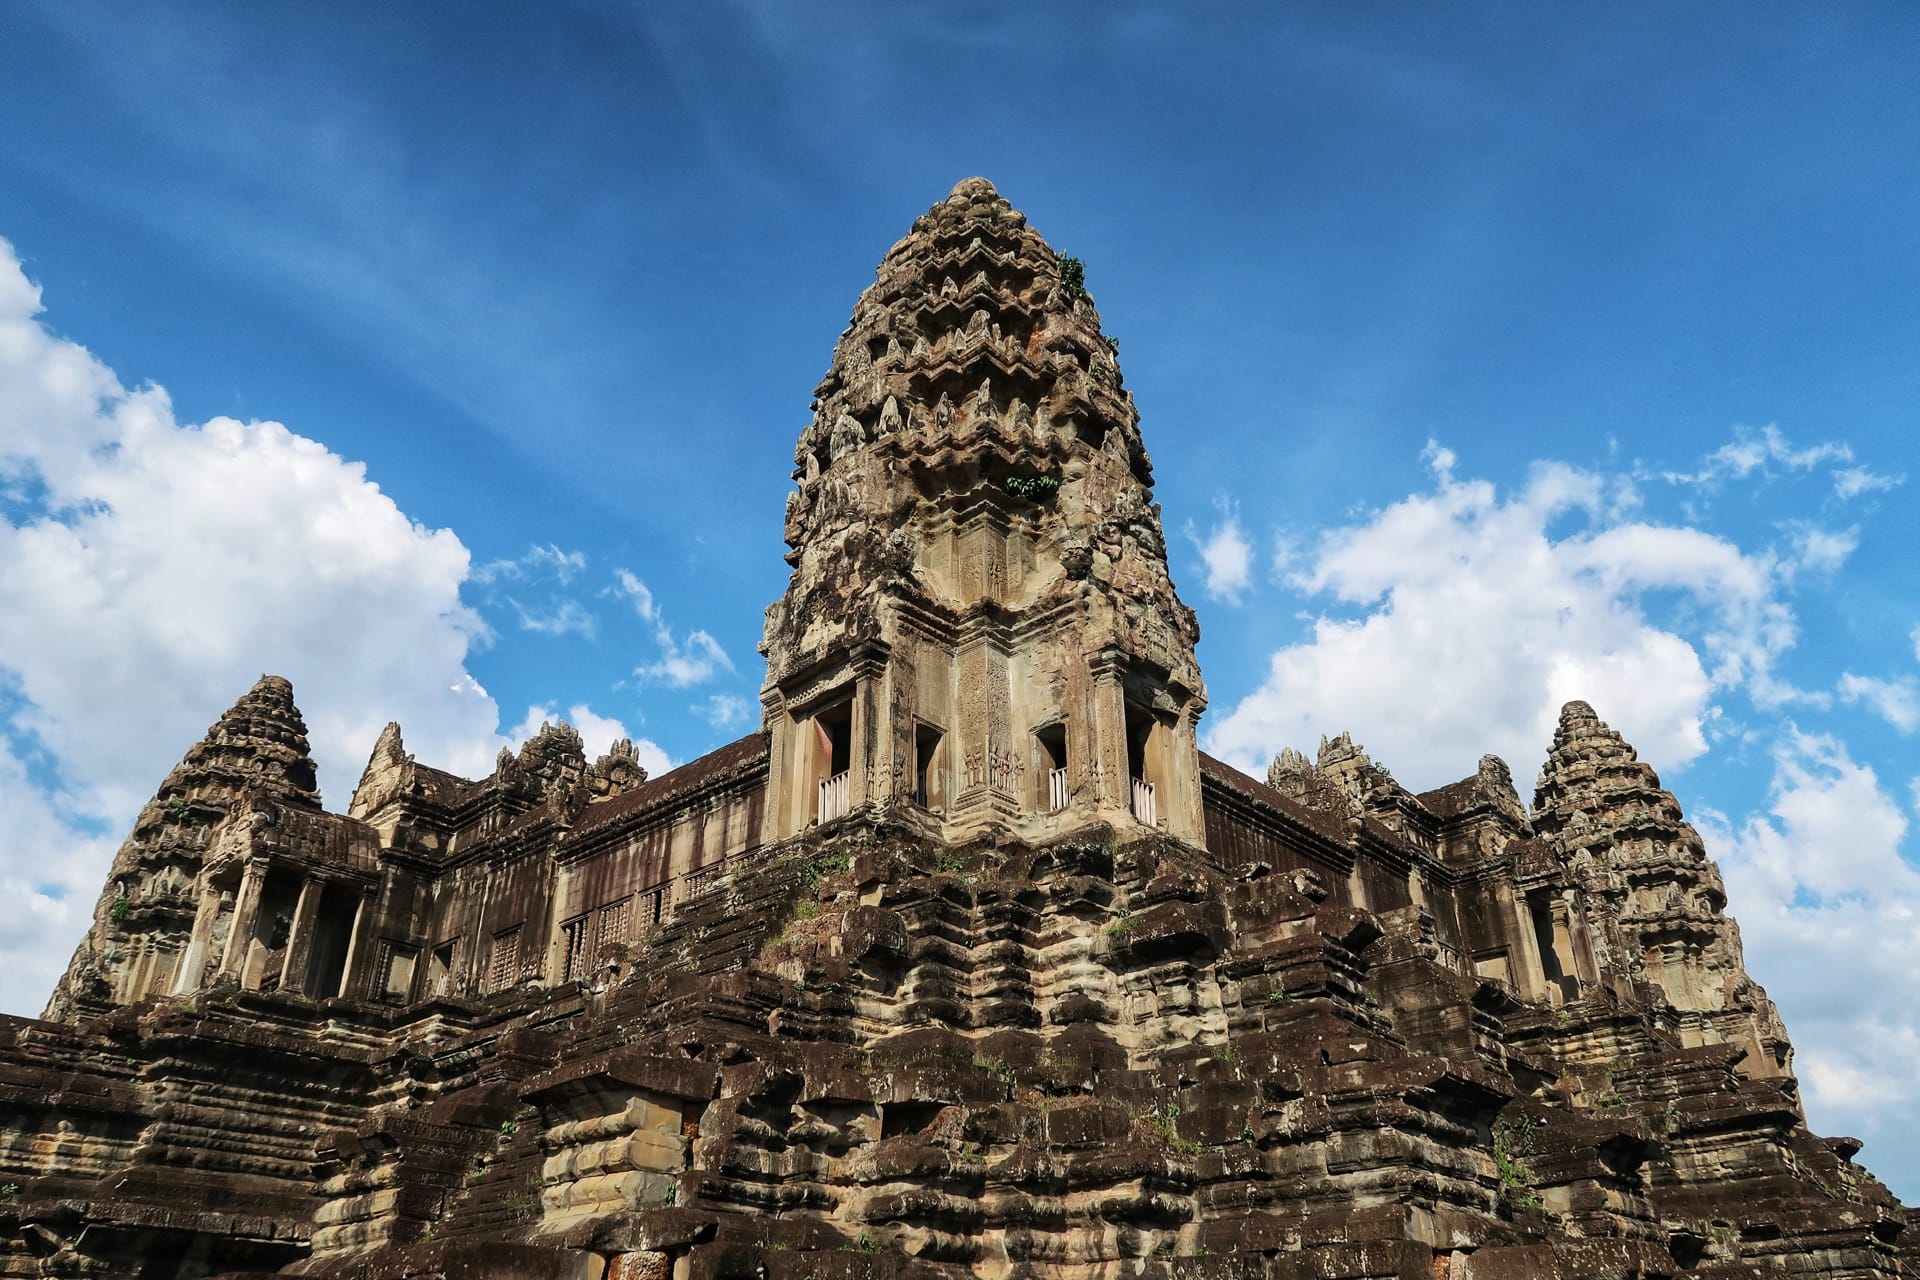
[1034,723,1068,812]
[485,926,521,993]
[597,897,632,955]
[560,915,590,984]
[379,942,418,1001]
[914,723,945,810]
[427,939,456,997]
[813,700,853,823]
[639,886,667,928]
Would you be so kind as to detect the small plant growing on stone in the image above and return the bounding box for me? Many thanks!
[1266,989,1288,1004]
[499,1119,518,1136]
[1003,474,1060,500]
[1059,256,1087,299]
[110,896,132,922]
[0,1182,19,1198]
[1106,909,1137,937]
[1493,1115,1541,1208]
[803,850,851,890]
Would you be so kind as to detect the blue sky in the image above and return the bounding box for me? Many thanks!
[1,2,1916,1197]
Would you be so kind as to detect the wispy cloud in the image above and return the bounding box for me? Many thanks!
[1663,424,1853,487]
[470,544,594,637]
[613,567,734,688]
[1184,499,1253,604]
[608,569,657,621]
[473,543,587,586]
[639,628,733,688]
[1838,673,1920,734]
[508,597,595,638]
[696,693,754,731]
[1834,466,1904,501]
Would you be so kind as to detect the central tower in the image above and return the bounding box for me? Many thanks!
[760,178,1206,845]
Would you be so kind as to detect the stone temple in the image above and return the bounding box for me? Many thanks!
[2,179,1911,1279]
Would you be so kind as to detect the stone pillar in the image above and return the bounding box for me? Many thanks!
[170,886,226,996]
[337,888,376,1000]
[848,645,886,812]
[278,876,325,995]
[220,860,268,976]
[761,687,794,838]
[1549,894,1582,997]
[1170,704,1207,846]
[1503,885,1549,1004]
[951,633,992,820]
[1086,652,1130,816]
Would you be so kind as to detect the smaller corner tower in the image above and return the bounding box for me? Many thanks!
[759,178,1206,847]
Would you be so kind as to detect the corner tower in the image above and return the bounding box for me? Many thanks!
[760,178,1206,845]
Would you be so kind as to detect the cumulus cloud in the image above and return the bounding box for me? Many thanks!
[0,236,513,1012]
[1185,500,1254,604]
[1700,731,1920,1150]
[510,702,672,777]
[1206,446,1797,788]
[1837,673,1920,734]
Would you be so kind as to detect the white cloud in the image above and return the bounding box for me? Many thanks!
[472,543,586,586]
[510,702,672,777]
[638,628,733,688]
[1780,522,1860,577]
[471,543,593,638]
[1184,500,1253,604]
[508,597,595,638]
[1206,448,1796,789]
[1837,673,1920,734]
[613,569,732,689]
[1664,423,1852,486]
[1700,731,1920,1146]
[609,569,658,621]
[696,693,755,731]
[0,236,517,1013]
[1834,466,1903,501]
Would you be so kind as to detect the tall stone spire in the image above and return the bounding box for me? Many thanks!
[1533,700,1793,1079]
[760,178,1206,843]
[42,674,322,1020]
